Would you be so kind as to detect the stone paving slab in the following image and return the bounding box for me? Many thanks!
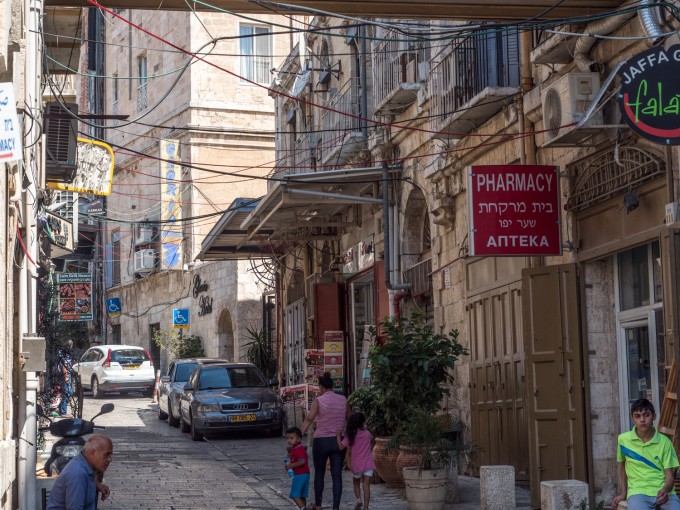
[39,395,532,509]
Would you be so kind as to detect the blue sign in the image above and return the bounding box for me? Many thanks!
[173,308,189,329]
[106,298,121,317]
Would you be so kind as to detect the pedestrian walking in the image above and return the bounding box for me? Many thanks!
[336,411,375,510]
[285,427,311,509]
[612,398,680,510]
[46,434,113,510]
[57,339,74,417]
[301,372,351,510]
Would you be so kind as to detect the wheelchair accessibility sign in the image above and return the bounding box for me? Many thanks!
[106,298,121,318]
[173,308,190,329]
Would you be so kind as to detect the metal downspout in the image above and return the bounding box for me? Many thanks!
[639,0,665,45]
[382,163,410,306]
[360,24,368,139]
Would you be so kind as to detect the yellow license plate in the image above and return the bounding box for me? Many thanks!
[230,414,256,423]
[124,365,140,370]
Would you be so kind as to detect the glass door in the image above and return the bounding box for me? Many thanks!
[615,241,664,431]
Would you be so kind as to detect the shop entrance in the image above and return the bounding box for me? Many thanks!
[349,273,374,391]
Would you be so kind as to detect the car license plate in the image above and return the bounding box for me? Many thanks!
[230,414,256,423]
[124,365,140,370]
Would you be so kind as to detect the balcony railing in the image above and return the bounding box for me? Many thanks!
[430,28,520,137]
[403,258,432,297]
[268,129,318,192]
[372,31,427,112]
[318,78,366,165]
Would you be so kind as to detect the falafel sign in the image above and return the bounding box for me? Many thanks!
[467,165,561,256]
[57,273,93,322]
[618,44,680,145]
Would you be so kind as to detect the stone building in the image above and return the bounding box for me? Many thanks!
[201,8,680,508]
[101,10,293,371]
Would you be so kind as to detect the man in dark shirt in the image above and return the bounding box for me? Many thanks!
[46,434,113,510]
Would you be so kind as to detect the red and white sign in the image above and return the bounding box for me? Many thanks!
[467,165,562,256]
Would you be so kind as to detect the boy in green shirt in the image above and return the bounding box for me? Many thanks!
[613,398,680,510]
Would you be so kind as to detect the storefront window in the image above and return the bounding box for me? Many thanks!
[617,244,650,310]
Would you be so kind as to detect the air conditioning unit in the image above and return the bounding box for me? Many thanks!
[134,224,157,246]
[541,72,603,147]
[133,249,155,274]
[44,102,78,183]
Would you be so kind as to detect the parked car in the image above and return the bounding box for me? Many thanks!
[73,345,155,398]
[179,362,283,441]
[158,358,227,427]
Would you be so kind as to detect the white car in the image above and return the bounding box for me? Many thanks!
[73,345,155,398]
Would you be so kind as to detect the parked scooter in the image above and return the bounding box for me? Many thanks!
[41,403,114,476]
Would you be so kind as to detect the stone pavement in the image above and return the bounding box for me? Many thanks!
[38,395,531,509]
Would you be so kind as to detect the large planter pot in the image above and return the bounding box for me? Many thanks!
[395,446,422,480]
[402,466,449,510]
[372,437,403,488]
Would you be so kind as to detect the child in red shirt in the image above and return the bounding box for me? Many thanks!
[285,427,311,509]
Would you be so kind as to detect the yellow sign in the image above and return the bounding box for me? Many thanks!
[47,138,115,196]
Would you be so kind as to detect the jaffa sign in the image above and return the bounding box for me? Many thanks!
[618,44,680,146]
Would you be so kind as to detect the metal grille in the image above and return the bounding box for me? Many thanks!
[567,146,665,212]
[284,298,306,387]
[137,82,147,112]
[221,402,260,411]
[402,258,432,297]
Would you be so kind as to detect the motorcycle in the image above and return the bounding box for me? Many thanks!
[40,403,114,476]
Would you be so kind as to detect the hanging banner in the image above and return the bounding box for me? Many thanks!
[618,44,680,145]
[57,273,93,321]
[160,140,183,270]
[467,165,562,257]
[47,138,115,195]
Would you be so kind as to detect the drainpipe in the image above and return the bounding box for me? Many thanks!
[639,0,665,46]
[360,24,368,138]
[574,2,636,72]
[382,162,410,317]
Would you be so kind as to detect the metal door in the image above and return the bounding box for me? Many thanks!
[284,298,306,386]
[522,264,588,508]
[468,281,529,480]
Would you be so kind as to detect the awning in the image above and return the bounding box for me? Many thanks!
[197,197,275,261]
[197,166,400,261]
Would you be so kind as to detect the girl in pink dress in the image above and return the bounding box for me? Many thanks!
[336,412,376,510]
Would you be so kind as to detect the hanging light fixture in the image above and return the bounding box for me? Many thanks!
[624,187,640,214]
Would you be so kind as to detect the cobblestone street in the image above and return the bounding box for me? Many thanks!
[41,395,531,509]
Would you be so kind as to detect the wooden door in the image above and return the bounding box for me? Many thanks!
[469,281,529,480]
[522,264,588,508]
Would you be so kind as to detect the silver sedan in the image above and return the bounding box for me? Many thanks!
[179,363,283,441]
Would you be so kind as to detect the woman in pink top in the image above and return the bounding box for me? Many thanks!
[301,372,350,510]
[336,412,375,510]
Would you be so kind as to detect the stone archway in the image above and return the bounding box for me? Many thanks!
[217,308,235,361]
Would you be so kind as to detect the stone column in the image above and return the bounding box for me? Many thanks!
[540,480,589,510]
[480,465,515,509]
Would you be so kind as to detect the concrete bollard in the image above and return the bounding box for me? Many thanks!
[480,465,515,510]
[540,480,589,510]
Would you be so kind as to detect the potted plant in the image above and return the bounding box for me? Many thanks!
[388,408,475,510]
[348,312,468,488]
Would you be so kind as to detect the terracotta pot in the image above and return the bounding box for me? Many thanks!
[396,446,422,479]
[372,437,403,488]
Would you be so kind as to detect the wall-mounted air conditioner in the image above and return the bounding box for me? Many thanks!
[541,72,603,147]
[44,102,78,183]
[134,224,157,246]
[133,249,155,274]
